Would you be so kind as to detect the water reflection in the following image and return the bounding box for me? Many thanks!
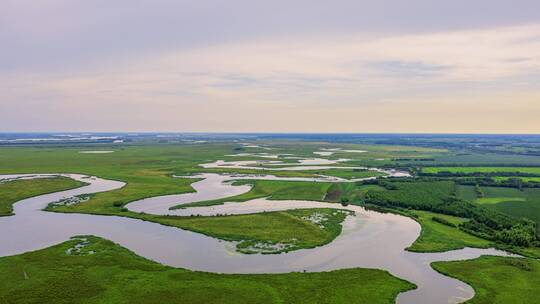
[0,173,517,304]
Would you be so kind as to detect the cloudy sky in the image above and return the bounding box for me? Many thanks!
[2,0,540,133]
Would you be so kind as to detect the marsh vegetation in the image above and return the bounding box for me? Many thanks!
[2,134,540,303]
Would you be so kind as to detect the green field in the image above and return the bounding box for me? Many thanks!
[0,144,411,216]
[0,236,415,304]
[493,176,540,183]
[237,140,447,167]
[303,168,385,180]
[358,180,539,253]
[475,197,526,205]
[327,180,497,252]
[1,143,538,261]
[325,183,385,203]
[407,211,492,252]
[456,185,479,201]
[0,144,451,255]
[174,180,333,208]
[366,181,456,208]
[425,153,540,166]
[422,167,540,175]
[0,145,353,253]
[458,185,529,204]
[485,188,540,234]
[140,208,350,254]
[432,256,540,304]
[458,185,540,232]
[0,177,84,216]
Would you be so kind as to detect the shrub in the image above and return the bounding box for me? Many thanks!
[432,216,456,227]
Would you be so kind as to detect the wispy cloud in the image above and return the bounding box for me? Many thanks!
[1,22,540,132]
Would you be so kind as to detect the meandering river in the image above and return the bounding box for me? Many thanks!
[0,173,516,304]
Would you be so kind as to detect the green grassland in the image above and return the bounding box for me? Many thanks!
[250,140,445,156]
[458,185,540,232]
[0,145,354,253]
[0,177,84,216]
[474,186,524,198]
[483,188,540,234]
[324,183,385,203]
[423,167,540,175]
[0,144,422,215]
[326,180,496,252]
[432,256,540,304]
[494,198,540,226]
[2,143,536,257]
[493,176,540,183]
[0,236,416,304]
[366,181,456,207]
[47,204,350,254]
[407,211,492,252]
[0,144,438,255]
[475,197,526,205]
[0,145,340,216]
[180,166,384,181]
[141,208,350,254]
[3,141,540,303]
[355,180,539,254]
[306,168,385,180]
[456,185,479,201]
[242,140,448,167]
[0,145,225,214]
[427,153,540,166]
[174,180,333,208]
[190,167,317,178]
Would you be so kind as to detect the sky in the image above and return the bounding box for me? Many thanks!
[1,0,540,133]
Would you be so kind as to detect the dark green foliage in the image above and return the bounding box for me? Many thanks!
[361,180,539,249]
[365,180,455,209]
[432,216,456,227]
[455,177,540,189]
[475,184,484,198]
[421,170,540,178]
[493,220,537,247]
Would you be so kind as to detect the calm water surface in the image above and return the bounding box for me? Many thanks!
[0,173,516,304]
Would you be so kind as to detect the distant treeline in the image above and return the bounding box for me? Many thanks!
[392,158,435,162]
[420,171,540,177]
[455,177,540,189]
[418,164,540,168]
[416,172,540,189]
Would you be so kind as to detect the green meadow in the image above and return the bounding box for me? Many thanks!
[174,180,333,208]
[458,185,540,232]
[303,168,386,180]
[0,236,416,304]
[366,181,456,207]
[0,144,403,254]
[432,256,540,304]
[407,211,492,252]
[0,177,84,216]
[324,183,386,203]
[493,176,540,183]
[141,208,350,254]
[422,167,540,175]
[2,141,540,303]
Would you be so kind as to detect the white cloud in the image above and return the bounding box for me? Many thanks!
[1,23,540,132]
